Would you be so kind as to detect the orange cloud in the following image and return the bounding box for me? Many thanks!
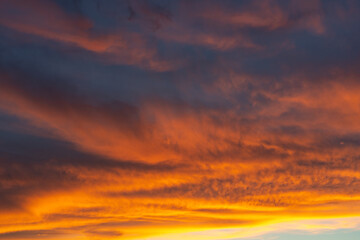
[0,0,180,71]
[1,66,360,238]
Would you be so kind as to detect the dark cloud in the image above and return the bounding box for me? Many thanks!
[0,230,67,239]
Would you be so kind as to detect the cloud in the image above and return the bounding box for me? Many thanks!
[1,0,360,239]
[0,0,181,71]
[154,0,326,51]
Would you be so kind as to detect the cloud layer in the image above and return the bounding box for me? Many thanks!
[1,0,360,239]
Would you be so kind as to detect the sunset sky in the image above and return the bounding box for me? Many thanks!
[1,0,360,239]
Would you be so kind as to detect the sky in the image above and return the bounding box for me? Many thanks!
[0,0,360,239]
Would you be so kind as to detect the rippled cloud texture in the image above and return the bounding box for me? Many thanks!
[1,0,360,239]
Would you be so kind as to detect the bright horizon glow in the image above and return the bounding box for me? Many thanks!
[143,217,360,240]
